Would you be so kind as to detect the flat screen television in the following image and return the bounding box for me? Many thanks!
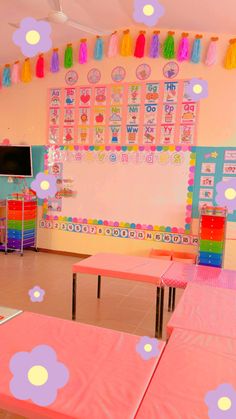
[0,146,33,177]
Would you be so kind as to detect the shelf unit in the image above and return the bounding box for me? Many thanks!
[5,194,37,256]
[197,205,227,268]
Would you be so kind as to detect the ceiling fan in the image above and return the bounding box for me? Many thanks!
[9,0,111,36]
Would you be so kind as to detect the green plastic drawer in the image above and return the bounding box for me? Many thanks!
[200,239,224,254]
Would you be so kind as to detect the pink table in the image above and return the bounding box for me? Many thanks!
[167,282,236,339]
[136,328,236,418]
[0,312,165,419]
[72,253,172,338]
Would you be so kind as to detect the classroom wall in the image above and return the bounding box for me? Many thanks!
[0,28,235,268]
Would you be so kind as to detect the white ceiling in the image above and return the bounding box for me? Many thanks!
[0,0,235,64]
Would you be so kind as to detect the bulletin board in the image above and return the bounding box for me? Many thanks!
[41,145,198,246]
[47,80,199,147]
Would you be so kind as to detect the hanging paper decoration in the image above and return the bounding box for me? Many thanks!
[205,37,218,66]
[50,48,59,73]
[11,61,20,83]
[134,31,146,58]
[79,39,88,64]
[2,65,11,87]
[163,31,175,59]
[94,36,104,60]
[191,35,202,64]
[225,38,236,69]
[21,58,32,83]
[64,43,73,69]
[36,54,44,78]
[12,17,52,57]
[177,32,189,62]
[108,31,118,58]
[120,29,132,56]
[149,30,160,58]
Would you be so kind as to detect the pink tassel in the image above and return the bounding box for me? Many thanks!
[108,31,118,58]
[205,37,218,66]
[11,61,20,83]
[79,39,87,64]
[36,54,44,78]
[177,32,189,62]
[134,31,146,58]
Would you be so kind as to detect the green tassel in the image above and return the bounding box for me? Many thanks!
[163,32,175,59]
[64,43,73,68]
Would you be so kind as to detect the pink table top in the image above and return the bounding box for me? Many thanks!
[73,253,172,285]
[136,328,236,418]
[167,282,236,339]
[0,312,165,419]
[161,262,236,290]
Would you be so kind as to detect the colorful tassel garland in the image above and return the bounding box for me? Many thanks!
[120,29,132,56]
[205,37,218,66]
[163,31,175,59]
[2,64,11,87]
[134,31,146,58]
[79,39,87,64]
[108,31,118,58]
[64,43,73,68]
[94,36,104,60]
[11,61,20,83]
[21,58,32,83]
[36,54,44,78]
[225,38,236,69]
[191,35,202,63]
[149,31,160,58]
[177,32,189,62]
[50,48,59,73]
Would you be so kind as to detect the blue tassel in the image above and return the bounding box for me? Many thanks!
[3,66,11,87]
[191,38,202,63]
[94,37,104,60]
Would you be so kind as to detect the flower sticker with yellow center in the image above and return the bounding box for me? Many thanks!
[12,17,52,57]
[205,383,236,418]
[31,173,57,199]
[28,286,45,303]
[136,336,161,360]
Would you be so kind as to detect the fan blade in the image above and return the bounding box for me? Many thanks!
[48,0,62,12]
[67,19,110,36]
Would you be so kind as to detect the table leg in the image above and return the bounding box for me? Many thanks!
[171,288,176,312]
[155,287,160,338]
[97,275,101,299]
[160,287,164,337]
[72,273,77,321]
[168,287,172,312]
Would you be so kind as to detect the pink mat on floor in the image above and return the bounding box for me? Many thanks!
[136,328,236,418]
[0,312,165,419]
[167,282,236,338]
[73,253,172,284]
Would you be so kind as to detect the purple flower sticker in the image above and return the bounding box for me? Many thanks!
[9,344,69,406]
[215,178,236,211]
[28,286,45,303]
[31,173,57,199]
[205,384,236,418]
[12,17,52,57]
[136,336,160,360]
[133,0,165,26]
[186,78,208,101]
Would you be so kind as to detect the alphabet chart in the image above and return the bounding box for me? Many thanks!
[47,80,199,146]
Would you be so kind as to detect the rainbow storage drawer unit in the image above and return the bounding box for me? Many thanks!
[198,206,227,268]
[5,195,37,256]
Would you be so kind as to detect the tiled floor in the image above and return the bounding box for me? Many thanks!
[0,250,183,418]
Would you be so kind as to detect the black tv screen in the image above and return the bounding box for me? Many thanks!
[0,146,33,177]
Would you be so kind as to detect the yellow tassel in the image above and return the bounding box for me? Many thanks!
[225,39,236,69]
[120,29,132,56]
[21,58,32,82]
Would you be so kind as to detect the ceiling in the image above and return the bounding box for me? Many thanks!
[0,0,235,64]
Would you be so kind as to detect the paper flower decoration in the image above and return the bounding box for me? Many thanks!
[215,178,236,211]
[28,286,45,302]
[186,78,208,101]
[205,384,236,418]
[31,173,57,199]
[12,17,52,57]
[133,0,165,26]
[136,336,160,360]
[9,344,69,407]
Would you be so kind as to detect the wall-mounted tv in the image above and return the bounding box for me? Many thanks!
[0,146,33,177]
